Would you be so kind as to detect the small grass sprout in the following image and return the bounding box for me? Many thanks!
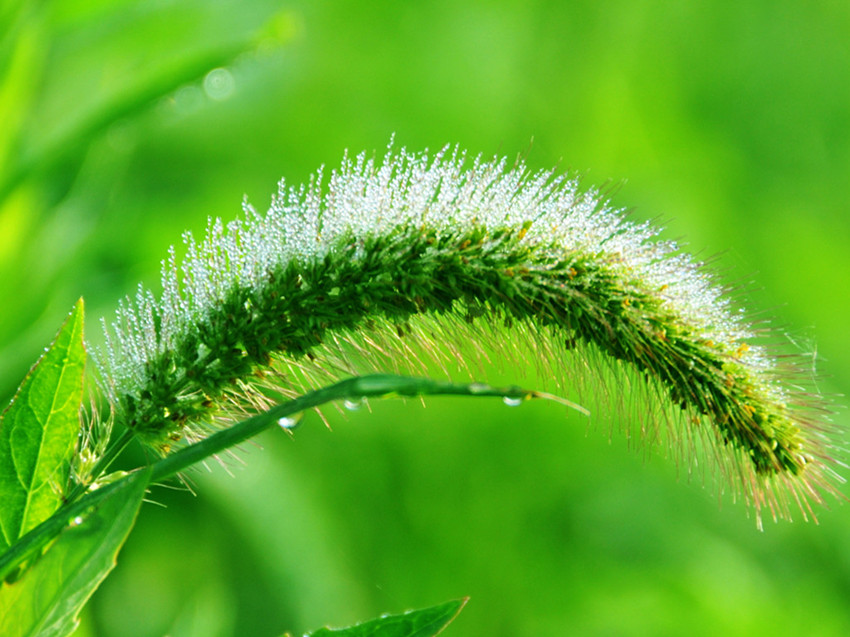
[96,143,843,525]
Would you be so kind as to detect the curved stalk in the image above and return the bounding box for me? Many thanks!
[0,374,548,582]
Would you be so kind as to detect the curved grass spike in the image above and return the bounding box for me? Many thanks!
[96,143,842,524]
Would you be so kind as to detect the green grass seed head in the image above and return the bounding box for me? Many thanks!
[95,144,844,524]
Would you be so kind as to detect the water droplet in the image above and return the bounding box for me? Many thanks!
[343,398,363,411]
[203,67,235,101]
[70,516,84,527]
[468,383,490,394]
[277,416,299,429]
[502,396,523,407]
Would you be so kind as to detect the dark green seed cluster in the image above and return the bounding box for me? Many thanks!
[115,221,808,482]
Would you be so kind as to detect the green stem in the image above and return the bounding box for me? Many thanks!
[0,478,126,583]
[0,374,540,582]
[151,374,533,481]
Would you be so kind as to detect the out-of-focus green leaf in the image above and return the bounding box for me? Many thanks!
[0,299,85,552]
[0,5,45,178]
[0,468,149,637]
[302,599,467,637]
[0,5,296,208]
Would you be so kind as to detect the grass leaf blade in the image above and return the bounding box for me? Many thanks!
[303,598,467,637]
[0,468,149,637]
[0,299,85,552]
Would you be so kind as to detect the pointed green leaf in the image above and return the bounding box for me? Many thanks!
[0,300,86,552]
[303,599,467,637]
[0,468,149,637]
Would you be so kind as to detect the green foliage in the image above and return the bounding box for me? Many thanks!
[303,599,466,637]
[1,2,848,635]
[0,300,85,553]
[0,469,148,637]
[0,303,534,636]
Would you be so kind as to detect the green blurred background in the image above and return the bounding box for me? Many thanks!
[2,1,849,635]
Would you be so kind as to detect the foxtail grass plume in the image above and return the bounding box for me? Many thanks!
[97,143,843,524]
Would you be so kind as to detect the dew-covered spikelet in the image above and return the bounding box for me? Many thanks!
[96,143,843,525]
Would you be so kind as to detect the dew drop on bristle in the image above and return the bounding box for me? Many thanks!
[503,396,523,407]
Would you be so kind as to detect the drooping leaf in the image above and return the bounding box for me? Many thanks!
[302,599,467,637]
[0,299,86,552]
[0,468,149,637]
